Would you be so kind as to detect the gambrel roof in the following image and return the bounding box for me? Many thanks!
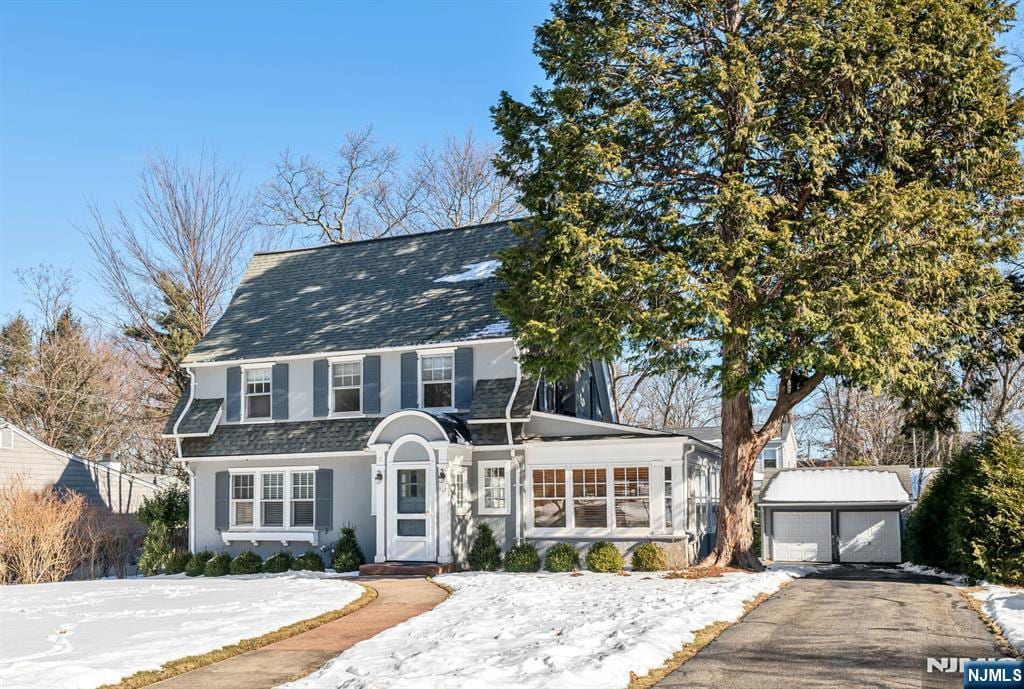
[183,220,522,364]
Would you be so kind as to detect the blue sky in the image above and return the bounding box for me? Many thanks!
[0,0,551,319]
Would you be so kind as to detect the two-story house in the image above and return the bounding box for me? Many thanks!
[164,221,721,569]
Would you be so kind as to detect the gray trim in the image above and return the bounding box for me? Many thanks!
[315,468,333,530]
[313,359,329,417]
[225,367,241,422]
[400,352,418,408]
[215,471,229,530]
[363,355,381,415]
[454,347,474,410]
[272,363,289,420]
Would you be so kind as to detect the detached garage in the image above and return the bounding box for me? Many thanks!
[758,466,913,564]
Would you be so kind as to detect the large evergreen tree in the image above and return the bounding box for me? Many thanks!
[492,0,1024,567]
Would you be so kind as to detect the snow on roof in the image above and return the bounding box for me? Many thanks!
[762,468,910,503]
[434,259,500,283]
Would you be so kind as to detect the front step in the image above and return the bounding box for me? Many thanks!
[359,561,457,576]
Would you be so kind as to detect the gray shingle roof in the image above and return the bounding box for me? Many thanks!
[163,393,190,435]
[183,221,523,363]
[468,377,538,420]
[176,399,222,435]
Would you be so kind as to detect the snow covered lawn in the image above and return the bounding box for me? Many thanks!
[972,586,1024,653]
[283,567,807,689]
[0,572,364,689]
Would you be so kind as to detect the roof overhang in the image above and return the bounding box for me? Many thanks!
[759,501,912,509]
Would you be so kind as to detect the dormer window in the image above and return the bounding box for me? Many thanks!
[244,367,272,419]
[420,353,453,408]
[331,360,362,414]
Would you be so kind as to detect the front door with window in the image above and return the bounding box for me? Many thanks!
[386,462,435,561]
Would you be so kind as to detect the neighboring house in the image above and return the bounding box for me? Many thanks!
[0,421,170,513]
[164,221,722,568]
[668,423,799,473]
[757,465,914,564]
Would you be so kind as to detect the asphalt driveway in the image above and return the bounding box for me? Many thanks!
[656,565,1008,689]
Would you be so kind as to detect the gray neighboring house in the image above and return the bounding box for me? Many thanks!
[0,421,170,513]
[758,465,913,564]
[164,221,722,568]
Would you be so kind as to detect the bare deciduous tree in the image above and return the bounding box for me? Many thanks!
[614,362,719,429]
[260,127,522,243]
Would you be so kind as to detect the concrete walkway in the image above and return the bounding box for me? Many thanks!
[150,577,447,689]
[656,566,1006,689]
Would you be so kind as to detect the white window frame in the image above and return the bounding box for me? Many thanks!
[418,348,455,411]
[329,356,364,417]
[230,473,255,527]
[531,468,568,529]
[226,466,318,531]
[477,459,510,516]
[290,470,316,527]
[759,446,779,470]
[525,461,660,538]
[241,364,273,422]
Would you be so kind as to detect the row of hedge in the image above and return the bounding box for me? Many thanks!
[905,427,1023,585]
[145,526,367,577]
[469,524,670,573]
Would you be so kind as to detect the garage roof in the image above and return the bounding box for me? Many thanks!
[760,466,912,504]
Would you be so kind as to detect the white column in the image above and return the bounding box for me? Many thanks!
[670,459,686,536]
[650,460,666,535]
[371,445,387,563]
[435,447,452,564]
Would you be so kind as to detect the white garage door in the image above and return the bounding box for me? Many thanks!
[772,511,832,562]
[838,511,901,563]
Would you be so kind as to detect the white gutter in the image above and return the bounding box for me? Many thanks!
[176,369,196,553]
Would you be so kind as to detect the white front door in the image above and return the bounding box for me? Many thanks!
[838,511,901,563]
[772,511,832,562]
[386,462,436,561]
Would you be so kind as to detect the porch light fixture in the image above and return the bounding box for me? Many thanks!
[375,470,383,483]
[438,469,446,482]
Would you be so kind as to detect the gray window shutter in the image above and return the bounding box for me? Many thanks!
[315,469,333,530]
[363,355,381,415]
[400,352,418,408]
[225,367,241,422]
[454,347,474,410]
[313,359,329,417]
[215,471,229,530]
[272,363,289,420]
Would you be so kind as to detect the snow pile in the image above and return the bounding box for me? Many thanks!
[0,572,364,689]
[898,562,970,585]
[467,320,511,339]
[973,586,1024,653]
[283,568,806,689]
[434,260,500,283]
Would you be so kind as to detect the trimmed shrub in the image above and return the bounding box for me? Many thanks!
[586,541,624,573]
[264,551,294,573]
[292,550,325,572]
[467,523,502,571]
[230,551,264,575]
[164,549,191,575]
[906,427,1024,585]
[631,542,668,571]
[544,542,580,572]
[138,523,172,576]
[504,542,541,572]
[203,553,231,577]
[184,550,212,577]
[331,526,366,573]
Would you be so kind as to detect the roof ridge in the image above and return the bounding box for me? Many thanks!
[253,217,529,257]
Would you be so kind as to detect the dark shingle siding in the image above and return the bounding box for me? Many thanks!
[183,221,522,363]
[177,399,223,435]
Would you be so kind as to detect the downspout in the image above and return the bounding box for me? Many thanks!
[506,344,523,544]
[172,368,196,553]
[682,443,694,555]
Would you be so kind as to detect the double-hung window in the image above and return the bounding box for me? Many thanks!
[231,474,254,526]
[614,467,650,528]
[421,354,453,408]
[261,472,285,527]
[760,447,778,469]
[478,461,509,515]
[331,360,362,414]
[291,471,315,526]
[572,469,608,528]
[244,367,272,420]
[532,469,566,527]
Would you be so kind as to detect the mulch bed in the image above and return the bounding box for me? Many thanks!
[664,565,745,579]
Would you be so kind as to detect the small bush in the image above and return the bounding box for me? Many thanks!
[544,542,580,572]
[331,526,366,572]
[164,549,191,575]
[77,506,144,579]
[264,551,294,573]
[0,479,85,584]
[586,541,624,573]
[467,523,502,571]
[184,550,212,577]
[230,551,264,575]
[292,550,325,572]
[203,553,231,577]
[631,542,668,571]
[504,542,541,572]
[138,523,172,576]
